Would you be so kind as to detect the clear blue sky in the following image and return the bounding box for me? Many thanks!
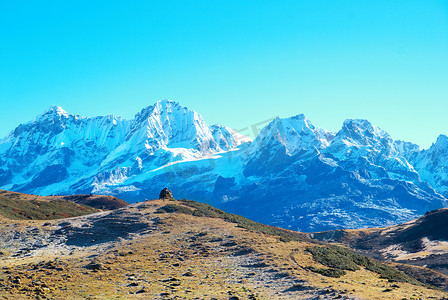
[1,1,447,148]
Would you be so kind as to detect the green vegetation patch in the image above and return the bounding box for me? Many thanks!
[306,266,346,278]
[0,196,99,220]
[307,245,360,271]
[156,200,309,242]
[307,245,421,284]
[155,204,194,215]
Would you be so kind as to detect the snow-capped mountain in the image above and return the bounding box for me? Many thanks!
[0,105,130,191]
[0,100,447,231]
[243,115,333,176]
[219,116,445,231]
[0,100,249,196]
[325,119,420,181]
[408,135,448,197]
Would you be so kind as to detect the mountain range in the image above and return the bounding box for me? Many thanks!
[0,99,447,231]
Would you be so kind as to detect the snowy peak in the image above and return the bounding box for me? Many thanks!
[433,134,448,150]
[395,140,421,155]
[243,114,332,176]
[13,105,71,137]
[337,119,392,147]
[37,105,69,123]
[42,105,69,117]
[127,99,226,154]
[410,134,448,196]
[16,106,129,146]
[326,119,397,160]
[133,100,184,125]
[250,114,332,156]
[32,105,70,125]
[1,106,130,176]
[133,99,204,128]
[395,140,421,162]
[415,135,448,160]
[415,134,448,168]
[320,119,424,182]
[210,124,252,150]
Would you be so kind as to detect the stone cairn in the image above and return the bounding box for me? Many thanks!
[159,188,174,200]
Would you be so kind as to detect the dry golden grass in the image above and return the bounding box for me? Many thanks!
[0,199,446,299]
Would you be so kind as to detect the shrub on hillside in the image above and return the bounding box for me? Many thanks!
[307,245,421,284]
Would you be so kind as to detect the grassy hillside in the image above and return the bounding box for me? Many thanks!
[46,194,129,210]
[311,208,448,289]
[156,199,311,242]
[157,200,426,286]
[0,190,99,220]
[0,198,446,299]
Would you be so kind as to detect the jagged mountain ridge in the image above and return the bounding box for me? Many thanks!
[408,135,448,196]
[221,116,446,231]
[0,100,447,231]
[0,100,250,196]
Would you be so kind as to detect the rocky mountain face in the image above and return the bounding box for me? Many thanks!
[405,135,448,197]
[0,100,447,231]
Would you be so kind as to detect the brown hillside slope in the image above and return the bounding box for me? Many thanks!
[0,199,446,299]
[46,194,129,210]
[312,208,448,289]
[0,190,128,220]
[0,190,99,220]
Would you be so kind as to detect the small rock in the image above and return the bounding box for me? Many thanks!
[161,277,179,282]
[135,286,147,294]
[12,277,21,284]
[85,262,103,271]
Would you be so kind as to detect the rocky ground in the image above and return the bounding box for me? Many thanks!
[0,200,446,299]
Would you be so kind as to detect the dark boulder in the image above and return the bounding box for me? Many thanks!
[159,187,174,200]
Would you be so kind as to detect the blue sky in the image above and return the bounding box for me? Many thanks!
[1,1,447,147]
